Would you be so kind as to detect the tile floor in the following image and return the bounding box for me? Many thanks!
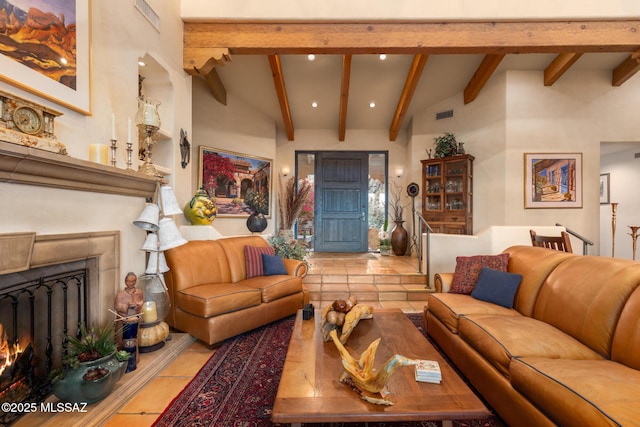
[37,253,429,427]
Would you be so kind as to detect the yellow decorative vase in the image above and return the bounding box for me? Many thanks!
[184,188,217,225]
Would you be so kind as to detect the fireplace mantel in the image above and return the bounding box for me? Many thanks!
[0,140,163,199]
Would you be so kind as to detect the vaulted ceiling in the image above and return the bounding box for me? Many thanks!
[182,20,640,142]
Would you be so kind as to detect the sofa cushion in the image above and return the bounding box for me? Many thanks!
[176,283,262,318]
[459,314,603,378]
[511,357,640,427]
[471,267,522,308]
[427,293,520,334]
[240,275,303,303]
[262,253,288,276]
[244,245,275,278]
[450,253,509,294]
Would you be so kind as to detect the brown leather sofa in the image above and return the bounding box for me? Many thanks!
[424,246,640,427]
[163,235,309,345]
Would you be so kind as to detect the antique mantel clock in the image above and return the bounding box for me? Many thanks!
[0,90,67,155]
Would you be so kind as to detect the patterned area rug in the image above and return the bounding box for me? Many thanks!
[153,313,506,427]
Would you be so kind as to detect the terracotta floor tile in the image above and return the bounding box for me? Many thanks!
[103,413,159,427]
[118,377,191,414]
[159,350,213,377]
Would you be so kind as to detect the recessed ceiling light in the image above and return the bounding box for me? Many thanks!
[308,54,315,61]
[311,101,318,108]
[138,61,146,67]
[369,101,376,108]
[379,54,387,60]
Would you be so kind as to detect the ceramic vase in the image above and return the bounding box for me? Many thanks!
[391,221,408,256]
[184,188,217,225]
[53,352,126,404]
[246,212,268,233]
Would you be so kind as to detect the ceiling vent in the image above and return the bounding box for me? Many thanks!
[436,110,454,120]
[134,0,160,32]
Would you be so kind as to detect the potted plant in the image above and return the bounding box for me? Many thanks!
[433,132,459,158]
[244,188,269,232]
[52,323,130,404]
[389,181,409,256]
[268,235,308,264]
[378,219,392,255]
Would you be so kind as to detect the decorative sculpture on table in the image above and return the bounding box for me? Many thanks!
[320,297,374,343]
[329,329,419,405]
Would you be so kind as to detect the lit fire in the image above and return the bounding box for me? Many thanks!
[0,326,23,378]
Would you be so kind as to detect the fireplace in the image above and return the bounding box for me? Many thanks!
[0,231,118,424]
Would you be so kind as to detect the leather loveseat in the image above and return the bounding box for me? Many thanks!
[163,235,309,345]
[424,245,640,427]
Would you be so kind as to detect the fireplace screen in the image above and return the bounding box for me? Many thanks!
[0,265,88,425]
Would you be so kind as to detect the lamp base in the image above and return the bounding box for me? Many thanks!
[138,320,170,351]
[139,160,161,177]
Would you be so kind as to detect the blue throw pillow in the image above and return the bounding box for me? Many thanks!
[262,253,288,276]
[471,267,522,308]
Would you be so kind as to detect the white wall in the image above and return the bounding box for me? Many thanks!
[0,0,190,294]
[191,77,278,236]
[182,0,640,20]
[600,148,640,260]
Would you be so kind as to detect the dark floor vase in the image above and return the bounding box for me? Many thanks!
[246,213,267,233]
[391,221,408,256]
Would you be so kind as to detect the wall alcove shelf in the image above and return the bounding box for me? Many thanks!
[0,141,162,199]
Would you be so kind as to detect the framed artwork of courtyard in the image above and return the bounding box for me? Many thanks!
[524,153,582,209]
[198,146,273,217]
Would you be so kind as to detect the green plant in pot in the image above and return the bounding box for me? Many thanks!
[268,235,308,264]
[433,132,459,158]
[52,323,130,404]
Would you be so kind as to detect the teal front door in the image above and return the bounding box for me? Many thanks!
[314,152,369,252]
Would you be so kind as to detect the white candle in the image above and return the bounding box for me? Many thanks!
[142,301,158,323]
[111,113,116,140]
[127,117,132,143]
[89,144,108,165]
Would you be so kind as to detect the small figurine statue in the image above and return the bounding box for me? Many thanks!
[115,272,144,319]
[114,272,143,372]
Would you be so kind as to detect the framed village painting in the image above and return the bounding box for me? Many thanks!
[0,0,92,115]
[524,153,582,209]
[198,146,273,218]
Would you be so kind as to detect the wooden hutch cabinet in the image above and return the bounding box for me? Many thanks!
[421,154,474,234]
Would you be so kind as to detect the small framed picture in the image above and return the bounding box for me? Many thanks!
[524,153,582,209]
[600,173,610,205]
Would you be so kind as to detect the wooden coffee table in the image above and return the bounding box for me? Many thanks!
[272,308,490,426]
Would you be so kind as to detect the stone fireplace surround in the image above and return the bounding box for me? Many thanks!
[0,141,195,425]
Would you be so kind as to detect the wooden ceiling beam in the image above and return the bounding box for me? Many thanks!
[338,54,352,142]
[184,47,231,75]
[268,54,295,141]
[463,54,505,104]
[389,54,428,141]
[544,53,584,86]
[612,54,640,86]
[203,68,227,105]
[184,20,640,57]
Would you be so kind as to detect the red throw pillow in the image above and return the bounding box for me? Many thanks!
[449,253,510,294]
[244,245,275,278]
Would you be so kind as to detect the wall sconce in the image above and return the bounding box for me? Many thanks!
[281,166,290,176]
[395,167,404,178]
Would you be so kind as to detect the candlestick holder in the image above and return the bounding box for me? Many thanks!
[138,124,161,177]
[110,139,117,167]
[629,226,640,260]
[126,142,133,170]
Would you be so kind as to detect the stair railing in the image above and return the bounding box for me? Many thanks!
[415,211,433,287]
[556,223,594,255]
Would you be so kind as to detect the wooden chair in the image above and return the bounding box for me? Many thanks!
[530,230,573,253]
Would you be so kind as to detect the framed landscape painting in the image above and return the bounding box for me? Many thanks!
[0,0,92,115]
[198,147,273,218]
[524,153,582,209]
